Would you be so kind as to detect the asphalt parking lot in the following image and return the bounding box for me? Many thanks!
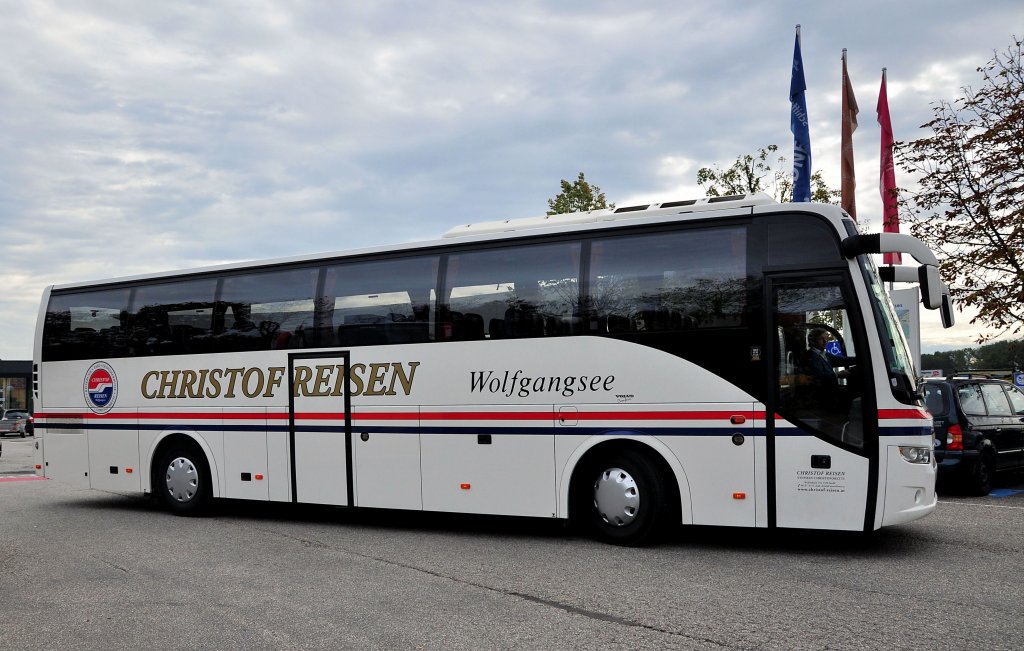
[1,436,1022,650]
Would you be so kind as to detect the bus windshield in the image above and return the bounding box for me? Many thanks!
[861,255,918,396]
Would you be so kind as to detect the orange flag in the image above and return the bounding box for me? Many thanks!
[841,49,859,220]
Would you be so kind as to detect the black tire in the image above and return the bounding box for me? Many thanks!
[967,453,995,496]
[154,441,212,516]
[574,448,677,546]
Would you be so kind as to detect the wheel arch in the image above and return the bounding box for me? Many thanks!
[558,433,692,525]
[145,430,221,498]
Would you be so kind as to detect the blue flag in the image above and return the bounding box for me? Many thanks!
[789,27,811,202]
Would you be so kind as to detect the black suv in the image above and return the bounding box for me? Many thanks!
[923,377,1024,494]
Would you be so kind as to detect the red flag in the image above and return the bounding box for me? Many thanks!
[877,68,901,264]
[841,49,859,220]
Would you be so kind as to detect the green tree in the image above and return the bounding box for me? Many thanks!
[547,172,614,215]
[920,338,1024,372]
[696,145,839,204]
[895,37,1024,341]
[920,348,978,372]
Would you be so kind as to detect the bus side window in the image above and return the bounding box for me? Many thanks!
[321,255,438,348]
[218,266,319,352]
[42,288,132,361]
[131,278,218,356]
[587,226,746,333]
[443,241,581,341]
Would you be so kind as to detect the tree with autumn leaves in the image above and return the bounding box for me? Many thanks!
[546,172,614,215]
[896,37,1024,340]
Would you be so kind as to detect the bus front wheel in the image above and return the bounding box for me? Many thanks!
[155,441,212,516]
[576,448,676,546]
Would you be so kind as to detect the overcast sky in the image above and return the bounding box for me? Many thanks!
[1,1,1020,360]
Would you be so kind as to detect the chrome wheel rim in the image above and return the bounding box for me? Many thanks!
[165,457,199,503]
[594,467,640,527]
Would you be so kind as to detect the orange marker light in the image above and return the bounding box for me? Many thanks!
[255,474,264,481]
[460,483,471,490]
[732,492,746,500]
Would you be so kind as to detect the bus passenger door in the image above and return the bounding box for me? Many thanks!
[289,352,351,506]
[768,276,873,531]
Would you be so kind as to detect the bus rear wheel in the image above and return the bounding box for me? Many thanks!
[155,442,211,516]
[576,448,676,546]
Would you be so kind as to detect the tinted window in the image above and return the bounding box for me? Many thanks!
[980,383,1012,416]
[1007,386,1024,415]
[772,279,863,448]
[322,256,438,347]
[218,267,319,352]
[43,287,132,361]
[130,278,218,356]
[769,215,840,265]
[958,384,986,416]
[443,241,581,340]
[587,226,746,333]
[923,383,949,416]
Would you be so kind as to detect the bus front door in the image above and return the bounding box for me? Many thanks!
[288,352,351,506]
[768,276,874,531]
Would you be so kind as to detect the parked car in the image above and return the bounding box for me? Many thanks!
[0,409,32,438]
[923,376,1024,494]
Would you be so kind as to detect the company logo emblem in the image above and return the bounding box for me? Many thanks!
[84,362,118,413]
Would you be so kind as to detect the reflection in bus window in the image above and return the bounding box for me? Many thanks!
[321,256,438,347]
[42,287,132,360]
[773,281,864,448]
[587,226,746,333]
[218,266,319,351]
[443,241,581,341]
[131,279,218,356]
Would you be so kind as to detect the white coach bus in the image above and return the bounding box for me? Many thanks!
[33,194,954,545]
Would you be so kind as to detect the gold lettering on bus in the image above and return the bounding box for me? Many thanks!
[364,363,390,396]
[312,365,334,397]
[264,367,285,398]
[242,367,264,398]
[223,368,244,398]
[348,363,366,396]
[141,371,159,399]
[138,361,421,400]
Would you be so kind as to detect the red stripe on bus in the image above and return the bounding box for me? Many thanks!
[878,409,929,420]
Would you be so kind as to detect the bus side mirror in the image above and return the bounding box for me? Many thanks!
[940,292,956,329]
[919,265,942,310]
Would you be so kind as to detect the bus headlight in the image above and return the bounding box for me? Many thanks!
[898,446,932,464]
